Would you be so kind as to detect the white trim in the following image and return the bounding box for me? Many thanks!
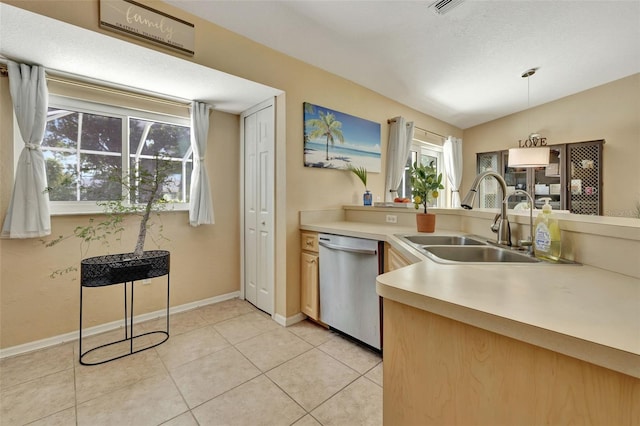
[49,201,189,216]
[239,105,246,302]
[274,312,306,327]
[0,291,239,359]
[239,97,276,312]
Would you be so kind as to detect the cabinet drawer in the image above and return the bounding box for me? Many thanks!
[301,231,318,252]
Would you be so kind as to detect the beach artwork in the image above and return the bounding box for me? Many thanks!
[303,102,381,172]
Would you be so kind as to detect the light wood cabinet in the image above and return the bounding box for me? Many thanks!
[300,231,319,320]
[384,243,412,272]
[383,298,640,425]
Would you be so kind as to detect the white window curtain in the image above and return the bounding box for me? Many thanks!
[1,61,51,238]
[188,101,214,226]
[384,117,414,202]
[443,136,463,208]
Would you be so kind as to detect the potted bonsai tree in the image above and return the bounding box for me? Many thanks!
[45,155,173,285]
[410,161,444,232]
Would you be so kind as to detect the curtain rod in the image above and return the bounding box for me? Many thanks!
[387,118,446,139]
[0,60,192,108]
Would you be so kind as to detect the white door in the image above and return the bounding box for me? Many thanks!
[242,99,275,314]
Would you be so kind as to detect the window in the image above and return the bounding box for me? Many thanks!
[397,140,447,208]
[41,96,192,214]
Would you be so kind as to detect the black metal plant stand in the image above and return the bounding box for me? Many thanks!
[79,250,170,365]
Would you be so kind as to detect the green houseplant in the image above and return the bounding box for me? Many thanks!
[409,161,444,232]
[347,164,372,206]
[44,155,173,280]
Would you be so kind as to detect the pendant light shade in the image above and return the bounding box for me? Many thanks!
[509,68,549,168]
[508,147,550,168]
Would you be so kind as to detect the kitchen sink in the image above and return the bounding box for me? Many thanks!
[395,233,542,264]
[396,234,487,246]
[422,246,540,264]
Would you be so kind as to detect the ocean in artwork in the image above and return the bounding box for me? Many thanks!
[303,102,381,172]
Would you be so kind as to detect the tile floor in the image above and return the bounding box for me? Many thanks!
[0,298,383,426]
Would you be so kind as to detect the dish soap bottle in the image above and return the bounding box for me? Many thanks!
[534,198,561,261]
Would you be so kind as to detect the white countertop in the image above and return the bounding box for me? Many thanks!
[300,220,640,378]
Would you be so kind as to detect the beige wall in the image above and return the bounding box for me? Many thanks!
[462,74,640,218]
[1,64,241,346]
[0,0,461,348]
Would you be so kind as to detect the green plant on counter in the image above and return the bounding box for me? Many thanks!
[409,161,444,214]
[347,164,368,190]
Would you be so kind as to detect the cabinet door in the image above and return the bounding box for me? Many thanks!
[567,140,603,215]
[531,145,565,210]
[300,251,319,320]
[476,152,502,209]
[501,151,529,209]
[384,243,412,272]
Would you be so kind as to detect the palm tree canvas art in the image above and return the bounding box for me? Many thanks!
[303,102,381,172]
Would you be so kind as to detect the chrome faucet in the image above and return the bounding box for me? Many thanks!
[504,189,535,253]
[461,171,511,246]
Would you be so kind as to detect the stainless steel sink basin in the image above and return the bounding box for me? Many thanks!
[423,246,540,264]
[398,235,487,246]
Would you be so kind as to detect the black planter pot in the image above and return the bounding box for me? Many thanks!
[81,250,170,287]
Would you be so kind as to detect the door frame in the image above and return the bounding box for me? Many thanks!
[239,97,276,314]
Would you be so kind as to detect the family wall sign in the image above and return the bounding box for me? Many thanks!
[99,0,195,56]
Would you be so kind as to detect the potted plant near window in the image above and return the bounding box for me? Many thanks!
[347,164,372,206]
[45,155,173,285]
[410,161,444,232]
[45,155,174,364]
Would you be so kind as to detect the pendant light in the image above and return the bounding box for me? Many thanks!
[508,68,550,168]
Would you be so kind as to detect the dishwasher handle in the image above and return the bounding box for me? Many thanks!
[318,240,378,256]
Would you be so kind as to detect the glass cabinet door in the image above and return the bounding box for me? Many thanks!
[501,151,529,209]
[532,146,564,210]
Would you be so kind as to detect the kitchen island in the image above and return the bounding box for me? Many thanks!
[301,209,640,425]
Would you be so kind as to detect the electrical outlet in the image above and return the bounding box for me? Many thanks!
[386,214,397,224]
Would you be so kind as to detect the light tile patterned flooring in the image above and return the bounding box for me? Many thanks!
[0,298,383,426]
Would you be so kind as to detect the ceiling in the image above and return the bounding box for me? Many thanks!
[165,0,640,129]
[0,3,282,114]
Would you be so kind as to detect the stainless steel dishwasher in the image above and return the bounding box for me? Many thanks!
[318,233,383,351]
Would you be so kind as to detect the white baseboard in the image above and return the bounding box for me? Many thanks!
[274,312,306,327]
[0,291,240,360]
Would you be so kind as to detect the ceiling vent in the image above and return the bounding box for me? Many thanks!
[428,0,465,15]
